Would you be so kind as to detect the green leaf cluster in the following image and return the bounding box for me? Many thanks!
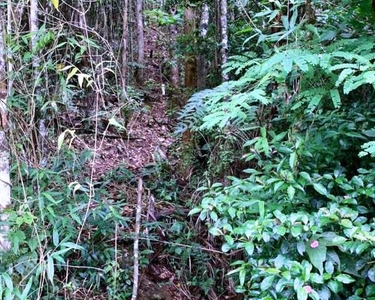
[183,1,375,298]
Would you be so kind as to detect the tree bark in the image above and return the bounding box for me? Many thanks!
[184,4,196,91]
[220,0,228,82]
[305,0,315,24]
[30,0,47,166]
[169,6,180,89]
[7,0,13,94]
[135,0,144,83]
[0,6,11,252]
[121,0,128,94]
[197,3,209,90]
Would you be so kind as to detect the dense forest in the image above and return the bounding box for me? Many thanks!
[2,0,375,299]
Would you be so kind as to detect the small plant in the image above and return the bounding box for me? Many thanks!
[1,149,131,299]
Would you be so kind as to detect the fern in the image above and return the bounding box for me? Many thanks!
[179,33,375,138]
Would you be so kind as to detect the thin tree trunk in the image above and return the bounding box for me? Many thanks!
[178,3,197,181]
[0,6,11,252]
[30,0,39,83]
[184,4,196,91]
[30,0,47,166]
[169,6,179,89]
[131,178,143,300]
[135,0,144,83]
[7,0,13,94]
[213,0,220,80]
[220,0,228,82]
[197,3,209,90]
[305,0,315,24]
[121,0,128,94]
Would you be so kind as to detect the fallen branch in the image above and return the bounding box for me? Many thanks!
[131,177,143,300]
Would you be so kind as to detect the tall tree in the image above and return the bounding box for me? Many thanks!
[122,0,129,94]
[0,5,11,251]
[30,0,47,166]
[169,6,180,90]
[184,3,196,91]
[7,0,13,94]
[135,0,144,83]
[220,0,228,82]
[197,2,209,90]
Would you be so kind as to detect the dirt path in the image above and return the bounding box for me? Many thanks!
[71,22,174,177]
[74,25,197,300]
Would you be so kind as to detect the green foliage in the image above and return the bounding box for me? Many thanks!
[144,9,182,25]
[0,150,131,299]
[359,141,375,157]
[182,1,375,298]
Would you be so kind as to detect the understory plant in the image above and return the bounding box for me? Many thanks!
[0,149,131,299]
[182,1,375,299]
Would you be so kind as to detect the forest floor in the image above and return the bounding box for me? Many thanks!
[70,25,203,300]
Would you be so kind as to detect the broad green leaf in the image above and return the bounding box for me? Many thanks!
[239,269,246,286]
[222,243,231,252]
[327,280,341,293]
[287,185,295,200]
[306,240,327,274]
[368,267,375,282]
[310,273,323,284]
[188,207,202,215]
[335,274,355,284]
[258,201,265,218]
[297,287,308,300]
[297,240,306,255]
[299,171,312,182]
[266,268,281,275]
[209,227,223,236]
[210,211,218,222]
[340,219,353,228]
[224,235,234,245]
[260,275,275,291]
[289,152,297,169]
[313,183,328,196]
[228,207,236,219]
[245,242,254,255]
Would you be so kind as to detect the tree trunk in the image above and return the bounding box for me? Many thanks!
[135,0,144,83]
[0,6,11,252]
[305,0,315,24]
[7,0,13,94]
[121,0,128,94]
[197,3,209,90]
[178,3,197,181]
[169,6,180,89]
[30,0,39,76]
[30,0,47,166]
[220,0,228,82]
[213,0,220,82]
[184,4,196,92]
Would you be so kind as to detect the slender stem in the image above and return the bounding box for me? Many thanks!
[131,178,143,300]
